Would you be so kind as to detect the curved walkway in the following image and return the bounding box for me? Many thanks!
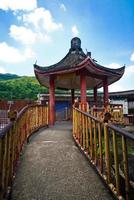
[11,121,114,200]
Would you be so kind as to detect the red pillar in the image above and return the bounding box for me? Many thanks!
[94,86,97,106]
[71,89,75,106]
[80,72,87,110]
[49,75,55,125]
[103,78,109,107]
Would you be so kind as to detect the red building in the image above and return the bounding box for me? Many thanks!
[34,37,125,125]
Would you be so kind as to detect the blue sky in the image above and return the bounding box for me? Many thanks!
[0,0,134,92]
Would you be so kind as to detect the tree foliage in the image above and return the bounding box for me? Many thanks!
[0,73,20,80]
[0,73,94,100]
[0,76,48,100]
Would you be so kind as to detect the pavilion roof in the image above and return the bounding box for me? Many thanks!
[34,37,125,89]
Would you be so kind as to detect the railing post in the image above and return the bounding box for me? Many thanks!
[98,122,103,173]
[72,107,75,136]
[122,136,129,200]
[89,118,93,160]
[2,134,7,197]
[104,124,111,183]
[77,111,80,142]
[93,121,97,165]
[9,128,14,185]
[82,113,85,149]
[85,116,89,151]
[112,130,120,196]
[0,138,4,199]
[6,131,11,191]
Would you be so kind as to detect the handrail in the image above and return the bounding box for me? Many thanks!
[74,107,134,140]
[0,104,48,199]
[73,106,134,200]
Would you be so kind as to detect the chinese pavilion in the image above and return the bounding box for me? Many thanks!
[34,37,125,125]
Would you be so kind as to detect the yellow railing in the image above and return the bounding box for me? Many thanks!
[73,106,134,200]
[0,104,48,199]
[91,104,124,124]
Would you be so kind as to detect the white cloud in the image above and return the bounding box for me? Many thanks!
[9,24,52,45]
[130,52,134,61]
[0,0,37,11]
[72,25,79,37]
[0,42,34,63]
[109,64,134,92]
[24,48,35,58]
[106,63,122,69]
[125,65,134,75]
[38,33,52,43]
[0,66,6,73]
[17,15,22,21]
[60,4,67,12]
[23,7,63,32]
[9,25,36,45]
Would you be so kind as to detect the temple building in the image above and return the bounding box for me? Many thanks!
[34,37,125,125]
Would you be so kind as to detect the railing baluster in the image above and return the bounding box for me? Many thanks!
[98,122,103,174]
[112,130,120,196]
[9,128,14,185]
[104,124,111,184]
[6,130,11,191]
[89,118,93,160]
[85,116,89,152]
[93,121,97,165]
[76,109,78,139]
[2,134,7,197]
[122,136,129,200]
[82,113,85,149]
[80,112,82,146]
[0,138,4,199]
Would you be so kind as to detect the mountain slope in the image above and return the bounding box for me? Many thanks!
[0,75,48,100]
[0,73,20,81]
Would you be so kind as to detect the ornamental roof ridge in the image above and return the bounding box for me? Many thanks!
[34,37,125,90]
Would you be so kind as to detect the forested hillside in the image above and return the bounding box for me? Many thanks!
[0,73,20,80]
[0,74,48,100]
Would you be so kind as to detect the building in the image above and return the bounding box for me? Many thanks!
[109,90,134,115]
[34,37,125,125]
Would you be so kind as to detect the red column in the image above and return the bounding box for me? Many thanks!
[80,72,86,103]
[103,78,109,107]
[49,75,55,125]
[71,89,75,106]
[80,72,87,111]
[94,86,97,106]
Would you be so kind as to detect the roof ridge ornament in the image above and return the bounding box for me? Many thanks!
[70,37,82,51]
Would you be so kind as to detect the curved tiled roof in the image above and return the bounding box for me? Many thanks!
[34,37,125,89]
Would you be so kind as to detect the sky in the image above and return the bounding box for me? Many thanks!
[0,0,134,92]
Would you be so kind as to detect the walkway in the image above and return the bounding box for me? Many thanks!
[11,122,114,200]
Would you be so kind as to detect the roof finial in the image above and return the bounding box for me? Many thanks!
[71,37,81,50]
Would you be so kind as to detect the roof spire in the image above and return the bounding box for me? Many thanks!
[71,37,81,51]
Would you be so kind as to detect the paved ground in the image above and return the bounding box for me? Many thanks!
[11,121,114,200]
